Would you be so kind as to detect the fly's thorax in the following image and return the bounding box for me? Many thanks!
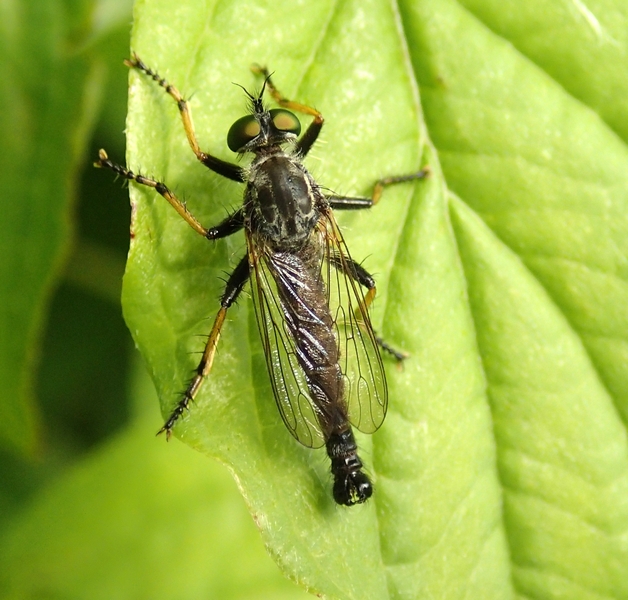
[244,151,323,247]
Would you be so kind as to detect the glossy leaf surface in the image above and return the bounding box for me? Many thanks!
[119,0,628,598]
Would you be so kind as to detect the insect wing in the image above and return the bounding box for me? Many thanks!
[246,234,326,449]
[321,209,388,434]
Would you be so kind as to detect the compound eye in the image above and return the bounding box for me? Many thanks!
[227,115,260,152]
[270,109,301,136]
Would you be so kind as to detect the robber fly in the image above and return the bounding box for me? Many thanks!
[96,54,428,505]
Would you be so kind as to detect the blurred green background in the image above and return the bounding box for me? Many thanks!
[0,0,309,597]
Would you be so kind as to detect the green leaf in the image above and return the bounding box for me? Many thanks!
[1,2,309,597]
[121,0,628,598]
[0,0,101,454]
[0,358,310,600]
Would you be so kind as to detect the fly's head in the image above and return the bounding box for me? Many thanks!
[227,80,301,154]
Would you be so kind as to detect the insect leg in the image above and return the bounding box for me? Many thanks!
[327,167,430,210]
[331,255,407,361]
[126,53,245,182]
[158,255,250,438]
[251,64,323,158]
[95,149,244,240]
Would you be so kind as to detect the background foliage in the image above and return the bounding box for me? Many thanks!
[1,0,627,599]
[0,0,309,598]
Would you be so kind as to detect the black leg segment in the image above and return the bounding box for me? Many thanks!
[329,254,407,362]
[206,209,245,241]
[251,64,324,159]
[127,53,245,183]
[328,167,431,211]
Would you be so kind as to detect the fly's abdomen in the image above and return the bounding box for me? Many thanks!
[270,246,373,505]
[326,430,373,505]
[271,249,346,437]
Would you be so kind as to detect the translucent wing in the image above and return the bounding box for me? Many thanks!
[319,208,388,434]
[247,233,326,449]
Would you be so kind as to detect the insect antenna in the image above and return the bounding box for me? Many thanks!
[231,81,255,101]
[232,71,274,113]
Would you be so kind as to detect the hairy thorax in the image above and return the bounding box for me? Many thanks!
[244,150,324,248]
